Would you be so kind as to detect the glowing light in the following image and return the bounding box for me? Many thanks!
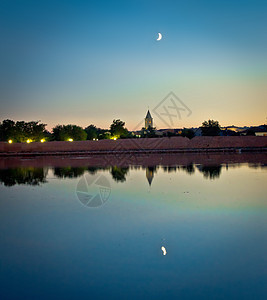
[113,137,117,140]
[68,138,73,142]
[8,139,13,144]
[40,139,45,143]
[26,139,32,143]
[161,246,167,256]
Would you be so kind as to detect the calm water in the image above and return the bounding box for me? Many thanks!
[0,160,266,299]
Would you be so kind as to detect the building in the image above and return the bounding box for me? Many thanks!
[240,125,267,136]
[255,131,267,136]
[145,110,153,129]
[192,127,202,136]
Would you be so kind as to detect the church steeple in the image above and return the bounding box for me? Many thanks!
[145,110,153,129]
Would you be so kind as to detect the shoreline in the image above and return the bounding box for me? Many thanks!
[0,147,267,157]
[0,136,266,157]
[0,152,266,169]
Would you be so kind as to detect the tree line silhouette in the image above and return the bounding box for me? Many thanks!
[1,118,257,143]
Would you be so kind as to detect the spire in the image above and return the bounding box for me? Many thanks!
[145,110,152,119]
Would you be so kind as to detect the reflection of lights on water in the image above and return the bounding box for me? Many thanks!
[161,246,167,256]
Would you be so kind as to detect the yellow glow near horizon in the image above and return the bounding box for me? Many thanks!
[40,139,45,143]
[68,138,73,142]
[8,139,13,144]
[26,139,32,143]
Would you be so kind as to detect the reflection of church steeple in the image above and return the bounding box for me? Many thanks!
[146,167,155,186]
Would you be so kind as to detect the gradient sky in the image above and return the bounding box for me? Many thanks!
[0,0,266,130]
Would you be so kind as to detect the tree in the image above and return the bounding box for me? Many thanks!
[222,129,240,136]
[110,119,129,138]
[85,125,98,140]
[141,126,156,138]
[22,121,47,142]
[52,125,87,141]
[201,119,221,136]
[14,121,27,142]
[246,129,255,136]
[98,130,111,140]
[0,119,16,141]
[165,131,176,137]
[43,130,52,141]
[181,128,195,139]
[0,119,47,142]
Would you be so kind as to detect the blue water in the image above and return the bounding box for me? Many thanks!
[0,163,266,299]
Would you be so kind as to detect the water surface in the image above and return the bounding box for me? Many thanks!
[0,158,266,299]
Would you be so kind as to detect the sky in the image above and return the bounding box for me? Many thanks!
[0,0,266,130]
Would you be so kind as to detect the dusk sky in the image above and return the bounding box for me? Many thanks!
[0,0,266,130]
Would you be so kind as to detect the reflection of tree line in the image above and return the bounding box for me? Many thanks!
[0,167,48,186]
[0,166,130,186]
[53,166,130,182]
[2,163,265,186]
[53,167,87,178]
[162,164,222,179]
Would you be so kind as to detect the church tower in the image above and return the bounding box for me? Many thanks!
[145,110,153,129]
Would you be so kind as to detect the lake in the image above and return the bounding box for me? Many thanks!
[0,154,266,299]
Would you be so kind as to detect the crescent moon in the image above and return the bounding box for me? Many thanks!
[161,246,167,255]
[157,32,162,41]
